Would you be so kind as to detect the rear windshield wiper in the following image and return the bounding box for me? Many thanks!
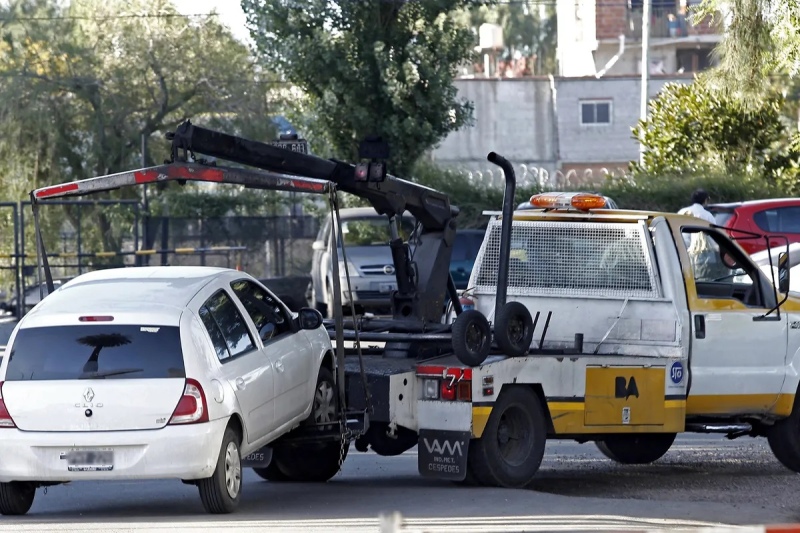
[79,368,144,379]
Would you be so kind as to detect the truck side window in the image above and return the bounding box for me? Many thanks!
[680,228,765,308]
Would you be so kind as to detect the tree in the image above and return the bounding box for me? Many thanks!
[695,0,800,94]
[0,0,280,255]
[632,79,791,177]
[241,0,480,177]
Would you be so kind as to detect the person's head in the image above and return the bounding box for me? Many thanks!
[691,189,710,206]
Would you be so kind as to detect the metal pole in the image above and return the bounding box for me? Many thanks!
[141,133,150,266]
[77,206,83,275]
[639,0,651,165]
[13,203,21,319]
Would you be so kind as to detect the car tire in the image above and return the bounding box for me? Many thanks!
[768,398,800,472]
[494,301,534,358]
[325,283,337,319]
[198,427,242,514]
[274,440,348,482]
[595,433,676,464]
[468,387,547,488]
[452,310,491,367]
[0,482,35,516]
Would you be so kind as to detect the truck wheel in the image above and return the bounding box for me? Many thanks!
[197,427,242,514]
[468,387,547,488]
[452,310,491,367]
[252,460,289,482]
[767,402,800,472]
[0,482,36,516]
[494,302,534,358]
[595,433,676,464]
[274,440,348,482]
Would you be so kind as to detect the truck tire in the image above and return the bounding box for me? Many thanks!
[452,310,491,367]
[494,301,534,358]
[252,460,289,482]
[197,427,242,514]
[595,433,676,464]
[468,387,547,488]
[273,441,348,482]
[0,482,35,516]
[767,401,800,472]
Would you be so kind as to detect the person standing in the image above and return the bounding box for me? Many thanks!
[678,189,716,223]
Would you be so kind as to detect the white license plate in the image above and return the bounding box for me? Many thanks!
[379,283,397,293]
[62,449,114,472]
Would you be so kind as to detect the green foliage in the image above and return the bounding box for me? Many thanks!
[242,0,480,176]
[695,0,800,94]
[632,80,794,181]
[0,0,280,253]
[598,171,784,213]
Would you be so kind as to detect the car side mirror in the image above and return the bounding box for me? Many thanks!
[778,251,790,293]
[297,307,323,330]
[312,240,326,251]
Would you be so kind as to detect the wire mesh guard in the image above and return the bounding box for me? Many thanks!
[473,219,659,299]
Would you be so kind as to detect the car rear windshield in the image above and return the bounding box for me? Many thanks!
[4,325,185,381]
[713,212,734,227]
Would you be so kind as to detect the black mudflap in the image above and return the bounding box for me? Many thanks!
[418,429,471,481]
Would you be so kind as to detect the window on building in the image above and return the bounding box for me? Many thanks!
[676,47,714,73]
[580,100,612,125]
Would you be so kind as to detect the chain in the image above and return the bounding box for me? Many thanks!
[337,423,348,473]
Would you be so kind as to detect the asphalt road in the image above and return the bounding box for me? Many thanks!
[0,435,798,532]
[1,318,799,531]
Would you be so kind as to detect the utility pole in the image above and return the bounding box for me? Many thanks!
[140,133,148,266]
[639,0,651,165]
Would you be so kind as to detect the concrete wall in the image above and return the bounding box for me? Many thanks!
[431,76,696,186]
[431,79,558,178]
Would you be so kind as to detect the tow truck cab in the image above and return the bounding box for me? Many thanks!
[386,192,800,487]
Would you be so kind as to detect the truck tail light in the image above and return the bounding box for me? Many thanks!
[441,380,456,401]
[457,380,472,401]
[423,379,439,400]
[0,382,16,428]
[169,379,209,425]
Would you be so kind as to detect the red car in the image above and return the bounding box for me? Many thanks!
[707,198,800,254]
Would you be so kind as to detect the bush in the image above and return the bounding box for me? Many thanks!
[598,171,785,213]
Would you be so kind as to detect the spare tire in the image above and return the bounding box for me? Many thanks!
[494,301,534,357]
[452,310,491,367]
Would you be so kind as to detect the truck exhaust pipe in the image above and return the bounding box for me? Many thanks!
[486,152,516,316]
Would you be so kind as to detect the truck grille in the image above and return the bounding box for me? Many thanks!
[472,219,659,299]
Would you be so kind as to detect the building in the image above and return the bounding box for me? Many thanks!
[557,0,722,77]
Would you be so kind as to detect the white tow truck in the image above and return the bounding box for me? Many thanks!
[383,191,800,488]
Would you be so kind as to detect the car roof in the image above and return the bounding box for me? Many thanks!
[24,266,236,323]
[709,198,800,210]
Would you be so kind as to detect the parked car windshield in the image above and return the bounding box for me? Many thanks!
[340,217,415,247]
[4,325,185,381]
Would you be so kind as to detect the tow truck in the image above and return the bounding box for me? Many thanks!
[29,122,800,490]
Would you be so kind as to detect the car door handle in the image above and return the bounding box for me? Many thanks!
[275,360,285,372]
[235,377,246,390]
[694,315,706,339]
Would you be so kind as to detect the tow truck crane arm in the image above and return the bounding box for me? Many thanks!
[167,121,460,324]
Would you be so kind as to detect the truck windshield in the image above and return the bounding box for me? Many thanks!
[340,217,415,247]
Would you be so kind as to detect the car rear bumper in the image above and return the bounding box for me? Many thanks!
[0,417,228,482]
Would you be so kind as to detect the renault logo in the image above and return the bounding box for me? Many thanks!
[83,388,95,403]
[383,265,395,275]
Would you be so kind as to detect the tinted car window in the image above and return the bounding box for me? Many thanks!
[452,233,484,262]
[4,325,185,381]
[713,212,734,227]
[199,290,255,362]
[753,207,800,234]
[230,280,290,341]
[339,217,416,247]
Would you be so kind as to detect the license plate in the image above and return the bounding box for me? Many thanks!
[379,283,397,293]
[62,449,114,472]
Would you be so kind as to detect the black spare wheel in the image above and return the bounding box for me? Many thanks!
[494,301,534,357]
[452,309,491,367]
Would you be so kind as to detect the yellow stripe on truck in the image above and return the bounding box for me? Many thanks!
[472,406,492,438]
[687,394,794,417]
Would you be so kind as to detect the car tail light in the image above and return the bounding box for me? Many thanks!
[79,316,114,322]
[0,382,16,429]
[169,379,209,425]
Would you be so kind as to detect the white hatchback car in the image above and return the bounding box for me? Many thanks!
[0,266,338,515]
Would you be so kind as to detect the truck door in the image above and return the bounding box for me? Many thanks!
[675,225,787,415]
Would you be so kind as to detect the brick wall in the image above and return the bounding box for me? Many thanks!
[596,3,628,40]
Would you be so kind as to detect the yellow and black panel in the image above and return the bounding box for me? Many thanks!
[584,366,665,426]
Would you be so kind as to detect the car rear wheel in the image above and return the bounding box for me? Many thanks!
[768,397,800,472]
[198,427,242,514]
[252,460,289,482]
[0,482,36,516]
